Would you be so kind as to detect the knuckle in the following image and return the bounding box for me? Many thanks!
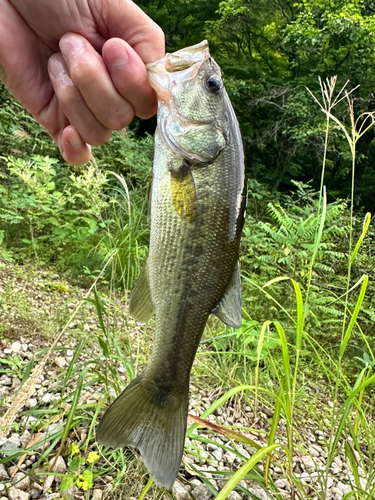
[104,106,134,130]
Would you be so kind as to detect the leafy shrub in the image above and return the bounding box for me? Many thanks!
[240,180,374,345]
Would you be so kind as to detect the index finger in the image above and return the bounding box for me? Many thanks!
[95,0,165,62]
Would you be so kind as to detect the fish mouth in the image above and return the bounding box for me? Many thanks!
[146,40,211,103]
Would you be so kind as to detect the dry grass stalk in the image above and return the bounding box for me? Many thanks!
[0,254,115,440]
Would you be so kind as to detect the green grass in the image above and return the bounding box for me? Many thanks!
[1,78,375,499]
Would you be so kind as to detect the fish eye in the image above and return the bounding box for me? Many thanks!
[205,75,222,93]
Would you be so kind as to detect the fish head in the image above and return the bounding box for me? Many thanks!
[147,40,229,161]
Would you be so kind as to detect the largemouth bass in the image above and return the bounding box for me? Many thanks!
[96,40,246,489]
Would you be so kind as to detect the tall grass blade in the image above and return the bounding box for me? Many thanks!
[265,387,282,485]
[350,212,371,263]
[340,275,368,358]
[214,444,279,500]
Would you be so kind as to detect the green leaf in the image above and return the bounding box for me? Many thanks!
[60,474,75,492]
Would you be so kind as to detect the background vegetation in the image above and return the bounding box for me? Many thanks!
[1,0,375,498]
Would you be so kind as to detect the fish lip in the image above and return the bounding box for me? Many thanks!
[146,40,211,103]
[145,40,209,69]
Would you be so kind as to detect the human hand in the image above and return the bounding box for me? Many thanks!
[0,0,164,164]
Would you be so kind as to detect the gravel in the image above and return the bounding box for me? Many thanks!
[0,261,373,500]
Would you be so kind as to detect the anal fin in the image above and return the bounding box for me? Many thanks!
[212,262,242,328]
[129,262,155,322]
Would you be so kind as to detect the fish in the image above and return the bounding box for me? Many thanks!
[96,40,246,489]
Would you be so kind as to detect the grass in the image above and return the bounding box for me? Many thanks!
[0,78,375,500]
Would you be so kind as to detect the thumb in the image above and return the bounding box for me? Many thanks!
[96,0,165,62]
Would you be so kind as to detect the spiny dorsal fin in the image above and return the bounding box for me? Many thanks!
[212,262,242,328]
[129,262,155,323]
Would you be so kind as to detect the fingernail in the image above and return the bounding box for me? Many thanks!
[68,133,83,150]
[104,41,129,68]
[60,33,85,57]
[48,55,73,86]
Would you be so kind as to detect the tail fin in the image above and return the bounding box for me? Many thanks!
[96,374,188,489]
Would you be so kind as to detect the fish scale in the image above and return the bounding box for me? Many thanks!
[96,40,246,489]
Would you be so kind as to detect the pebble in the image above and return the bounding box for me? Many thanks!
[91,489,103,500]
[249,488,272,500]
[330,487,344,500]
[1,375,12,386]
[225,451,236,464]
[227,492,242,500]
[309,445,320,457]
[7,487,30,500]
[174,480,192,500]
[0,441,20,455]
[43,474,54,491]
[11,341,22,353]
[191,485,212,500]
[12,472,31,490]
[0,464,9,480]
[301,455,315,473]
[53,356,67,369]
[29,490,41,500]
[20,430,32,447]
[336,481,352,495]
[25,398,38,408]
[48,456,67,474]
[275,479,290,492]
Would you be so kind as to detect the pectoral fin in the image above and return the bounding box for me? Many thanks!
[129,262,155,322]
[170,167,197,223]
[212,262,242,328]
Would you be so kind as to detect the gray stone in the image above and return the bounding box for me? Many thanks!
[301,455,316,473]
[309,445,320,457]
[91,489,103,500]
[330,462,341,475]
[275,479,290,492]
[191,485,213,500]
[12,472,31,491]
[41,393,53,404]
[29,489,41,500]
[42,475,54,491]
[53,357,67,369]
[7,435,21,448]
[20,430,32,448]
[330,487,344,500]
[11,342,22,353]
[248,489,272,500]
[174,480,192,500]
[0,441,20,456]
[301,472,312,483]
[336,482,352,495]
[8,486,30,500]
[48,456,66,474]
[0,464,9,481]
[26,398,38,409]
[225,451,236,464]
[227,492,242,500]
[0,375,12,386]
[212,448,223,462]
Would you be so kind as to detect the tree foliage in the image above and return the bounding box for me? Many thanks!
[137,0,375,210]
